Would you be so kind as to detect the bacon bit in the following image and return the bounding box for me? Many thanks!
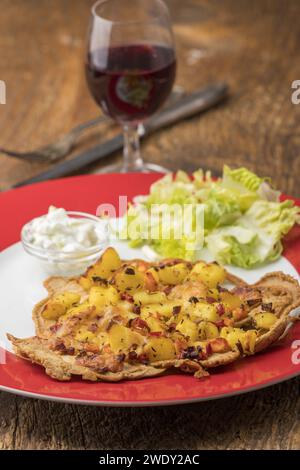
[216,303,225,316]
[50,323,61,333]
[174,337,188,356]
[168,322,177,332]
[207,338,230,354]
[163,286,173,295]
[149,331,163,337]
[130,317,150,335]
[83,343,99,354]
[120,293,134,302]
[247,298,262,307]
[133,305,141,315]
[102,344,112,354]
[116,353,126,363]
[137,353,149,365]
[224,317,234,326]
[181,346,200,360]
[206,296,216,304]
[88,323,98,333]
[128,351,138,362]
[172,305,181,315]
[232,307,248,321]
[215,317,233,328]
[53,341,66,352]
[261,302,274,312]
[53,341,75,356]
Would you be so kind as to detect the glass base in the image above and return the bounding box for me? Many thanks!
[96,162,171,174]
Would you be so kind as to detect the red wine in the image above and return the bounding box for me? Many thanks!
[86,44,176,123]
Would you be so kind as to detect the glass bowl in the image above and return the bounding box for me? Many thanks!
[21,211,110,277]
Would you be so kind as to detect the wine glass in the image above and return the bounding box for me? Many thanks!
[86,0,176,173]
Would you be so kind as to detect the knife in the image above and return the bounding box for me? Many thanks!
[12,82,228,188]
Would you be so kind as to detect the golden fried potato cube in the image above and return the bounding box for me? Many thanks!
[208,337,230,353]
[220,326,257,354]
[113,266,145,292]
[42,302,66,320]
[176,317,198,341]
[62,301,91,320]
[42,292,81,320]
[145,337,176,362]
[190,262,226,288]
[219,291,242,312]
[241,330,257,354]
[133,291,167,305]
[86,247,122,282]
[253,312,277,330]
[108,324,144,353]
[198,321,219,340]
[78,275,92,291]
[191,302,218,322]
[157,263,190,285]
[89,285,119,311]
[144,316,165,333]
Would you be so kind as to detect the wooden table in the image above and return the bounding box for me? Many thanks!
[0,0,300,450]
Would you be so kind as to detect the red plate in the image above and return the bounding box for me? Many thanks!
[0,173,300,406]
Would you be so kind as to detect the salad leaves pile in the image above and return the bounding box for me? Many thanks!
[122,166,300,268]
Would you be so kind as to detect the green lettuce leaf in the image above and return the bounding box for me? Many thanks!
[206,200,300,268]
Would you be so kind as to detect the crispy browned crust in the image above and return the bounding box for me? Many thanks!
[33,277,87,337]
[8,263,300,382]
[225,272,248,286]
[7,334,168,382]
[200,350,241,368]
[251,272,300,352]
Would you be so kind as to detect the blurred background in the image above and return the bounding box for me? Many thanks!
[0,0,300,194]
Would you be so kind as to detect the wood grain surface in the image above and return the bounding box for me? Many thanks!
[0,0,300,450]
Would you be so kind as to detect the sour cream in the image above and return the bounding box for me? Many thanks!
[27,206,108,253]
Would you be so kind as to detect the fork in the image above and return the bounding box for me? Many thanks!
[0,88,185,163]
[0,116,108,163]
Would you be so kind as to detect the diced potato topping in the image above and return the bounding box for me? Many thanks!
[190,262,226,287]
[253,312,277,330]
[141,301,182,319]
[219,291,242,312]
[89,285,119,311]
[198,321,219,340]
[191,302,218,322]
[145,337,176,362]
[176,317,198,341]
[113,266,145,292]
[220,326,257,354]
[157,263,189,285]
[42,292,81,320]
[108,324,144,353]
[133,291,167,305]
[85,247,121,282]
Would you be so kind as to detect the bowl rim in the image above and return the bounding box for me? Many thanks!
[21,210,109,258]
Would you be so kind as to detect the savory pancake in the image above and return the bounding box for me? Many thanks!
[8,247,300,382]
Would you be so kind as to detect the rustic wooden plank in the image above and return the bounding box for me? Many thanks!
[0,376,299,449]
[0,0,300,450]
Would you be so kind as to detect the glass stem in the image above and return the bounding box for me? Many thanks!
[122,124,144,172]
